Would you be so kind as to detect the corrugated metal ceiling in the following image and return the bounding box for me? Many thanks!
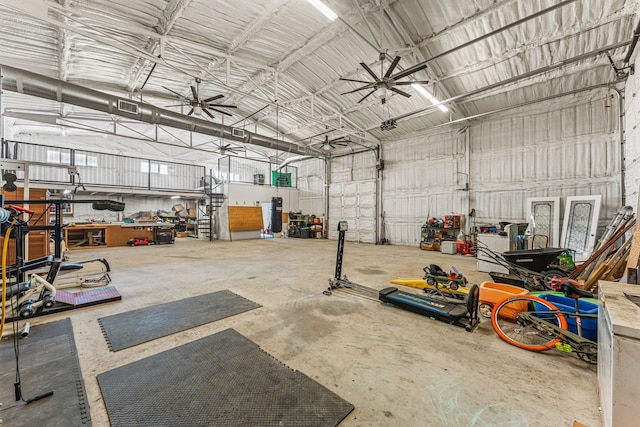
[0,0,638,157]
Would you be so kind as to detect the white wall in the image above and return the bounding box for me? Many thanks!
[377,89,621,246]
[469,89,621,230]
[383,128,468,246]
[297,158,326,217]
[217,182,300,240]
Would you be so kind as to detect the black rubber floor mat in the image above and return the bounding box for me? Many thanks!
[97,328,354,427]
[98,289,261,351]
[0,318,91,426]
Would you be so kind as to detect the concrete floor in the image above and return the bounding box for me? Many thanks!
[6,237,601,426]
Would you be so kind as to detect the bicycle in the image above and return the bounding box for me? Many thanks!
[490,279,598,364]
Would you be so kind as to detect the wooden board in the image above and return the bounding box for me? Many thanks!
[228,206,263,231]
[626,223,640,271]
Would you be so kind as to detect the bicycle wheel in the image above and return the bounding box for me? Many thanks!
[491,295,568,352]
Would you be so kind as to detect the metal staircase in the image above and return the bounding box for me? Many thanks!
[198,174,225,241]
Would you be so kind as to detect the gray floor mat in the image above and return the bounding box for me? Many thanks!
[98,289,261,351]
[97,328,354,427]
[0,318,91,426]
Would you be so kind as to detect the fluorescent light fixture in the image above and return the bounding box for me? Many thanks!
[307,0,337,21]
[170,195,181,199]
[412,84,448,112]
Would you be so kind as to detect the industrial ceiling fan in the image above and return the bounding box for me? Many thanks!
[163,77,238,119]
[318,134,351,150]
[340,53,429,104]
[217,142,244,155]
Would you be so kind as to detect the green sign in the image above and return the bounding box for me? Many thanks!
[271,171,291,187]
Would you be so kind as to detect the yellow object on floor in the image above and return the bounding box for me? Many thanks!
[389,278,471,296]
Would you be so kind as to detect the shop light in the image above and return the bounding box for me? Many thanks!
[412,84,448,112]
[307,0,338,21]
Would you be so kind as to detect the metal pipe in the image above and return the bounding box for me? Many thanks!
[0,64,316,156]
[611,86,626,206]
[396,0,578,78]
[390,40,632,123]
[624,18,640,63]
[425,83,615,131]
[324,157,330,238]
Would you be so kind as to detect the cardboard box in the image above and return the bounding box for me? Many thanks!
[421,242,441,251]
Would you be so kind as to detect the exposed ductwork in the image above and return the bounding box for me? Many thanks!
[0,64,319,156]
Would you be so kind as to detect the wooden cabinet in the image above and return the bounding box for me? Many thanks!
[0,187,50,262]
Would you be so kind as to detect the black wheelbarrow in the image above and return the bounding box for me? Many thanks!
[479,246,573,291]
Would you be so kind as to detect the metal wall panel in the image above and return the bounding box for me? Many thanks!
[470,95,620,230]
[383,129,467,246]
[297,158,325,217]
[327,151,377,242]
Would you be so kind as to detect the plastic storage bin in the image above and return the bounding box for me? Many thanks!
[535,293,598,341]
[479,281,530,318]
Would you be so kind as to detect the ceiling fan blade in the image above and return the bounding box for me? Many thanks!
[329,144,336,149]
[204,94,224,103]
[203,109,215,119]
[394,80,430,86]
[340,77,372,84]
[208,104,238,108]
[329,136,347,143]
[384,56,401,78]
[390,87,411,98]
[209,107,233,116]
[340,84,376,95]
[390,63,428,81]
[187,107,194,116]
[358,89,376,103]
[360,62,380,81]
[190,85,198,100]
[162,86,190,101]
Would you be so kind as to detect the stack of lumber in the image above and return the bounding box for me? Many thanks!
[569,209,635,292]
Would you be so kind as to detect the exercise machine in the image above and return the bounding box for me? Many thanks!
[379,286,480,332]
[324,220,480,331]
[1,199,123,320]
[1,198,114,287]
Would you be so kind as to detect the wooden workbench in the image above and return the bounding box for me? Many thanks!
[65,223,175,249]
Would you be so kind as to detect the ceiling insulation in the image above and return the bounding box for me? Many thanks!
[0,0,638,158]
